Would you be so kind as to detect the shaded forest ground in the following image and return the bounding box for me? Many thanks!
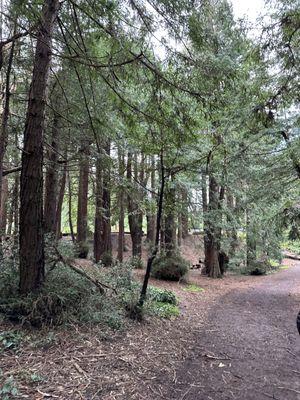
[1,257,300,399]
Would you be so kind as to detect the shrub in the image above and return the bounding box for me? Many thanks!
[147,286,177,305]
[129,256,144,269]
[75,241,89,258]
[151,253,189,281]
[100,252,113,267]
[245,260,278,275]
[148,302,180,319]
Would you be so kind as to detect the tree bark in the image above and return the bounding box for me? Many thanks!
[181,188,189,239]
[19,0,59,294]
[44,93,60,234]
[117,148,125,262]
[146,156,156,244]
[205,175,222,278]
[127,152,143,258]
[0,177,8,235]
[94,141,112,263]
[202,172,209,267]
[0,23,15,237]
[76,141,89,258]
[164,175,177,257]
[55,163,67,239]
[138,153,165,308]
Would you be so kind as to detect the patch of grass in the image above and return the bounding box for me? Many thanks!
[182,284,205,293]
[148,302,180,319]
[279,264,289,270]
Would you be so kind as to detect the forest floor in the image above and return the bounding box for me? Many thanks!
[1,258,300,400]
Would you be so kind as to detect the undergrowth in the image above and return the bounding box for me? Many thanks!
[0,240,179,329]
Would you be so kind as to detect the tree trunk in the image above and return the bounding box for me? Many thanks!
[246,209,256,268]
[67,170,75,242]
[94,141,112,263]
[0,177,8,235]
[0,24,15,238]
[205,175,222,278]
[146,156,156,244]
[181,188,189,238]
[117,148,125,262]
[19,0,59,294]
[77,141,89,258]
[55,163,67,239]
[164,175,176,257]
[44,95,60,234]
[201,172,209,268]
[138,153,165,308]
[127,152,142,258]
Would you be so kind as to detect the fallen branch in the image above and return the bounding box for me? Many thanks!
[53,247,116,294]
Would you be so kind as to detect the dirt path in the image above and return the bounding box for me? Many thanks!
[162,261,300,400]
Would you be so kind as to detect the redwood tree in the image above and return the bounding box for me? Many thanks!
[19,0,60,294]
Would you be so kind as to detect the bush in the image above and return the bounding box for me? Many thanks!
[75,241,89,258]
[100,252,113,267]
[245,260,278,275]
[151,253,189,281]
[147,286,177,305]
[129,256,144,269]
[0,254,135,328]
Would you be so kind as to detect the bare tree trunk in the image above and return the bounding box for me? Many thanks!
[67,170,75,242]
[127,152,142,258]
[44,94,60,234]
[94,142,112,263]
[19,0,59,294]
[181,188,189,239]
[77,141,89,258]
[0,23,15,237]
[117,148,125,262]
[94,156,102,262]
[138,153,165,308]
[0,176,8,234]
[146,156,156,244]
[202,172,209,267]
[55,163,67,239]
[205,175,221,278]
[164,175,176,257]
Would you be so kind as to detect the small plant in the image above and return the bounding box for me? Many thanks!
[0,331,22,351]
[151,253,189,281]
[129,256,144,269]
[0,376,19,399]
[182,284,204,293]
[100,252,114,267]
[147,286,177,305]
[148,302,180,319]
[75,241,89,259]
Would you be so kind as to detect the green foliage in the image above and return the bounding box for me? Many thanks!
[244,260,279,276]
[151,253,189,281]
[0,331,22,352]
[0,376,19,399]
[182,284,204,293]
[129,256,144,269]
[147,286,177,305]
[100,252,113,267]
[148,302,180,319]
[75,242,89,259]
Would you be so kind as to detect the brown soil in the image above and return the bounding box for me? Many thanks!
[0,259,299,400]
